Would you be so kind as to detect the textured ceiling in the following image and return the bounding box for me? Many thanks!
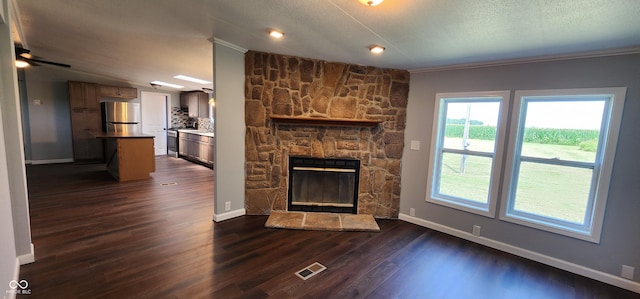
[13,0,640,91]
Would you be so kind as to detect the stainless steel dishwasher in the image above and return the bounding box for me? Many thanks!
[167,129,178,157]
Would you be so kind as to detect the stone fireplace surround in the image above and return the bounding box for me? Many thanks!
[244,51,410,218]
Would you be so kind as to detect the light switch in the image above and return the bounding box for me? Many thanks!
[410,140,420,150]
[33,99,42,106]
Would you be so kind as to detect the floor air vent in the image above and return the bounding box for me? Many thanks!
[160,182,178,186]
[295,262,327,280]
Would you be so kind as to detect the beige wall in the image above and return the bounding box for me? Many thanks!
[1,0,31,289]
[401,54,640,289]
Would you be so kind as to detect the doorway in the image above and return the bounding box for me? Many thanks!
[141,91,169,156]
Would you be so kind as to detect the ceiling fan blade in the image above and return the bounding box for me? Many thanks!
[24,57,71,68]
[15,46,30,56]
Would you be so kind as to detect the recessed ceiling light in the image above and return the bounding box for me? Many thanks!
[269,30,285,39]
[150,81,184,89]
[173,75,212,84]
[358,0,384,6]
[369,45,385,54]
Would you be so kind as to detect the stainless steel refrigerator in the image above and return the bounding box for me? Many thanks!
[101,102,141,134]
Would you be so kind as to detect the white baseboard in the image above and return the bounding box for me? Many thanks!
[17,243,34,265]
[398,213,640,294]
[30,158,74,165]
[6,258,20,299]
[213,208,246,222]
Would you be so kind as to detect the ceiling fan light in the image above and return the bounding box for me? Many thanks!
[269,30,284,39]
[15,60,30,68]
[369,45,385,54]
[358,0,383,6]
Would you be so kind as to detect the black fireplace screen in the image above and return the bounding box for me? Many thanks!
[288,156,360,213]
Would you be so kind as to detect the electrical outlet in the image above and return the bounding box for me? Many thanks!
[224,201,231,211]
[409,208,415,217]
[621,265,635,280]
[472,225,481,236]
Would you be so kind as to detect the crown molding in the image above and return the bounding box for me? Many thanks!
[9,0,27,47]
[409,47,640,74]
[211,37,248,53]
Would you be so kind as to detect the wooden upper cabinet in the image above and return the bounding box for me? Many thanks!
[179,93,189,110]
[197,92,209,118]
[188,93,199,118]
[180,91,209,118]
[98,85,137,99]
[69,81,99,110]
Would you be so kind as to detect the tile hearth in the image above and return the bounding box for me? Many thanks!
[264,211,380,232]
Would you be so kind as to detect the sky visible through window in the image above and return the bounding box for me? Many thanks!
[447,100,605,130]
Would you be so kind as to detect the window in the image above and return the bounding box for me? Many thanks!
[427,88,626,242]
[426,91,510,217]
[500,88,626,242]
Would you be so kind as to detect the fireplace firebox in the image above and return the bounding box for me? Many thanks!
[288,156,360,214]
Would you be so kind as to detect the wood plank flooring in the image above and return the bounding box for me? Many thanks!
[18,156,639,298]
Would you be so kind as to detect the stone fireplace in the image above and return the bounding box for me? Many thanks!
[244,51,409,218]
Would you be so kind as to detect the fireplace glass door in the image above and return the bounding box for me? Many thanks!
[288,157,360,213]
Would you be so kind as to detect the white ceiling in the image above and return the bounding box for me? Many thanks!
[12,0,640,91]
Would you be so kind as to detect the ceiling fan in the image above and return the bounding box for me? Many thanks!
[15,45,71,68]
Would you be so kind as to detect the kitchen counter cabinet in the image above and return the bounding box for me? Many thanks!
[98,85,138,99]
[178,133,188,156]
[177,130,214,168]
[92,132,155,181]
[208,138,215,164]
[70,111,103,161]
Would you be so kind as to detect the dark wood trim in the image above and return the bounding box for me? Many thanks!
[270,115,382,128]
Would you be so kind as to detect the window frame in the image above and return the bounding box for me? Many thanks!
[498,87,627,243]
[426,91,511,217]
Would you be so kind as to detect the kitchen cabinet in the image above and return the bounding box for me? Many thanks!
[98,85,138,99]
[180,91,209,118]
[187,133,200,158]
[69,81,100,110]
[178,133,188,156]
[208,137,215,164]
[198,93,209,118]
[178,131,214,168]
[68,81,103,161]
[196,135,209,163]
[93,133,155,182]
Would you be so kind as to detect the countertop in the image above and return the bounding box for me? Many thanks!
[90,131,155,138]
[177,129,214,137]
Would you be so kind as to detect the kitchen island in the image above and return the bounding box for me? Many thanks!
[91,132,155,182]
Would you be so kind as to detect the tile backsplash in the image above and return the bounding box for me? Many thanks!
[170,107,214,132]
[196,117,214,132]
[170,107,190,128]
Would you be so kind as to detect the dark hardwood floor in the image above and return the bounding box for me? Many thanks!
[18,156,638,298]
